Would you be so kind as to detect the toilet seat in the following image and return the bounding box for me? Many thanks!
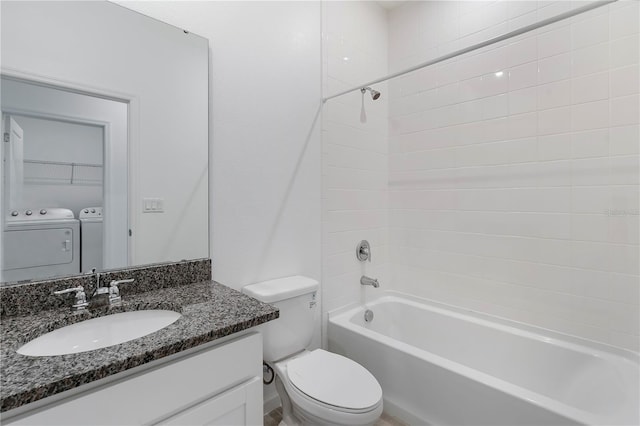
[286,349,382,411]
[274,349,383,425]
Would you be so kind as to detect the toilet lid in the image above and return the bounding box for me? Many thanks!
[286,349,382,410]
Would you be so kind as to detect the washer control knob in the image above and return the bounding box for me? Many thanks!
[25,210,33,216]
[84,209,89,214]
[91,209,96,213]
[40,209,47,215]
[10,211,18,217]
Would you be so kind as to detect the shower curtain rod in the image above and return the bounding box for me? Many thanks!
[322,0,616,103]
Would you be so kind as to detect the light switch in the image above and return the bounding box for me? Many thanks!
[143,198,164,213]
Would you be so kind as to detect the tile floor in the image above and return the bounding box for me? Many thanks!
[264,407,407,426]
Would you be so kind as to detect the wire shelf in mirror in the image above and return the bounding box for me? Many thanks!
[23,159,103,186]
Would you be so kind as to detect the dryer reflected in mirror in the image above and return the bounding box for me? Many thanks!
[1,78,128,282]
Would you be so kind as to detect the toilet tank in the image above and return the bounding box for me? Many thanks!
[243,276,318,362]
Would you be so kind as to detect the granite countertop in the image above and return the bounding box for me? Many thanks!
[0,281,279,412]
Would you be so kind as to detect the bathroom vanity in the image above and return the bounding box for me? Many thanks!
[5,334,263,425]
[0,260,279,425]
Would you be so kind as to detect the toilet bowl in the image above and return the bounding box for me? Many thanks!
[242,276,383,426]
[274,349,383,426]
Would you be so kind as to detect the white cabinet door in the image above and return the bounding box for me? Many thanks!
[158,377,262,426]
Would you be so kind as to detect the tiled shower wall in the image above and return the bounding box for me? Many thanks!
[321,1,389,338]
[387,1,639,350]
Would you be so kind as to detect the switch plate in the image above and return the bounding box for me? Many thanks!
[143,198,164,213]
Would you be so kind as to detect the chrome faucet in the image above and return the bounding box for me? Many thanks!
[360,275,379,288]
[88,267,135,307]
[90,268,111,307]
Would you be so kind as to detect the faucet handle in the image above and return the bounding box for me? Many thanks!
[108,279,134,305]
[54,286,88,311]
[110,279,134,287]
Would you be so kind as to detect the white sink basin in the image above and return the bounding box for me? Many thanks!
[17,310,182,357]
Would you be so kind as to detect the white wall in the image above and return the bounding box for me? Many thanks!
[15,115,103,217]
[321,1,389,342]
[116,1,323,413]
[119,1,322,289]
[387,0,639,351]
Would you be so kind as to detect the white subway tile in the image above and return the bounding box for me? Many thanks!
[581,269,639,304]
[436,82,461,106]
[610,185,640,211]
[505,35,537,68]
[572,43,609,77]
[610,125,639,156]
[535,237,573,267]
[538,106,572,135]
[608,215,640,245]
[610,1,639,40]
[611,35,640,68]
[572,72,609,105]
[572,129,609,159]
[509,112,538,139]
[537,1,579,22]
[538,79,572,110]
[507,1,538,19]
[538,133,572,161]
[508,9,540,31]
[607,244,640,275]
[610,65,639,98]
[482,94,509,120]
[508,61,539,91]
[481,72,509,98]
[572,157,610,186]
[538,24,572,59]
[609,155,639,185]
[458,76,485,102]
[326,143,387,170]
[571,214,609,242]
[457,51,486,80]
[538,52,572,84]
[571,11,609,50]
[570,241,612,272]
[459,99,484,123]
[571,186,611,214]
[537,160,572,187]
[483,117,510,142]
[610,94,640,127]
[509,86,537,114]
[572,100,609,132]
[326,189,386,212]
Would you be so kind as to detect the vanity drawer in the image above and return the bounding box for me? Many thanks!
[7,332,262,425]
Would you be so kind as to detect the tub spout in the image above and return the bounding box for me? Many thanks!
[360,275,379,288]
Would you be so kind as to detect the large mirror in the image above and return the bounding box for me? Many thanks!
[0,1,209,284]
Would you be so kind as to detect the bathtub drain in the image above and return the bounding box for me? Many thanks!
[364,309,374,322]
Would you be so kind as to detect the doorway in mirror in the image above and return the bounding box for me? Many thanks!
[1,77,128,282]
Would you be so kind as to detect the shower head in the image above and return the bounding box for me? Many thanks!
[361,87,381,100]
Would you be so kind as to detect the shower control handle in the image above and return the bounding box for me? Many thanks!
[356,240,371,262]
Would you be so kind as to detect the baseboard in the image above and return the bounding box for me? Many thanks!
[263,392,281,416]
[382,398,431,426]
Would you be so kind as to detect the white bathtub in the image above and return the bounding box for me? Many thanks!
[328,293,639,426]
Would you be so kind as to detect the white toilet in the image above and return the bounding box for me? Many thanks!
[243,276,383,426]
